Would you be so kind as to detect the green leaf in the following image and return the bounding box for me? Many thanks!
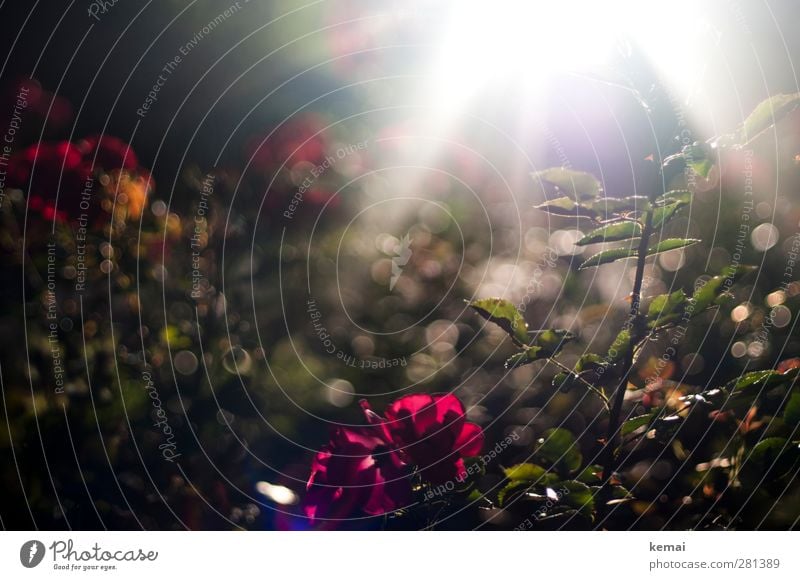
[621,413,653,436]
[535,196,599,219]
[647,289,688,328]
[647,289,686,317]
[575,353,606,372]
[575,464,604,484]
[578,246,638,270]
[553,371,578,392]
[784,393,800,428]
[739,437,800,487]
[606,329,631,363]
[646,238,700,257]
[578,238,696,270]
[535,428,583,475]
[468,298,529,346]
[576,221,642,246]
[535,196,649,222]
[651,202,686,230]
[726,368,800,395]
[498,480,532,507]
[559,481,595,518]
[498,464,557,507]
[682,143,713,178]
[593,196,650,215]
[654,190,691,207]
[505,347,542,369]
[690,159,713,178]
[531,329,576,354]
[690,265,757,312]
[532,168,602,200]
[742,93,800,142]
[503,329,575,368]
[503,463,548,482]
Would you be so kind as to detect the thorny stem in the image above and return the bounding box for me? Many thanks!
[598,207,654,522]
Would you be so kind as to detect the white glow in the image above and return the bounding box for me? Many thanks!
[256,481,299,506]
[425,0,622,110]
[423,1,712,120]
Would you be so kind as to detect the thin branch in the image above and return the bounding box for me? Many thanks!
[549,358,610,410]
[598,209,654,517]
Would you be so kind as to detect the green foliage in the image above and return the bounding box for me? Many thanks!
[726,368,800,395]
[650,201,686,229]
[505,329,576,368]
[467,298,529,346]
[531,168,602,199]
[578,246,638,269]
[576,221,642,246]
[559,481,595,517]
[784,393,800,428]
[577,237,699,270]
[646,237,701,257]
[647,289,688,328]
[621,413,654,436]
[536,196,650,222]
[534,428,583,476]
[691,265,756,311]
[452,92,795,529]
[741,92,800,141]
[682,142,714,177]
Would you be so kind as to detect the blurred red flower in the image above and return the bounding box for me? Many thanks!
[79,134,139,171]
[8,134,148,223]
[245,113,328,169]
[8,141,89,222]
[1,77,73,138]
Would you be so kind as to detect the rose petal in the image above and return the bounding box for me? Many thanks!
[385,393,438,439]
[433,393,466,435]
[454,422,484,457]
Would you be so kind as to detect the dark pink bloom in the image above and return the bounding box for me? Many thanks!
[303,426,410,526]
[303,393,484,527]
[379,393,484,484]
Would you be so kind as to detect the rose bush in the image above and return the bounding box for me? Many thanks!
[8,134,150,223]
